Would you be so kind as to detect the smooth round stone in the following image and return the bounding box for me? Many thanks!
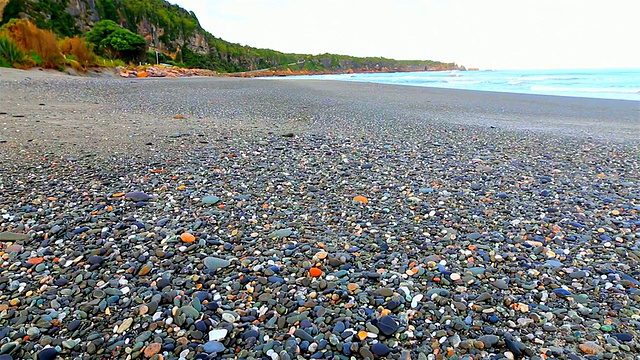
[125,191,152,202]
[478,335,499,347]
[181,306,199,318]
[376,316,399,336]
[204,257,230,271]
[273,228,293,238]
[201,196,221,205]
[492,279,509,290]
[545,259,563,267]
[242,329,260,340]
[552,288,573,298]
[87,255,104,265]
[371,343,391,356]
[203,341,225,353]
[209,329,228,341]
[610,333,633,342]
[37,348,58,360]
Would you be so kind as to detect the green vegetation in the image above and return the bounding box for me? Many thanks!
[86,20,146,62]
[1,0,78,37]
[0,35,25,67]
[0,0,462,73]
[0,19,122,71]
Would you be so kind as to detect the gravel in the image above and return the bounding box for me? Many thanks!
[0,68,639,360]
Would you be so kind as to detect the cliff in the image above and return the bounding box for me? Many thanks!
[1,0,464,73]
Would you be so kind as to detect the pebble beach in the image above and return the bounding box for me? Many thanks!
[0,68,639,360]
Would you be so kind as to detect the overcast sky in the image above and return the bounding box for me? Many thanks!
[167,0,640,70]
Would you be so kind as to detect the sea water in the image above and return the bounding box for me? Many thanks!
[287,68,640,101]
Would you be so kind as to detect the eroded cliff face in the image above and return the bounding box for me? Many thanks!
[65,0,98,31]
[135,16,209,54]
[2,0,209,54]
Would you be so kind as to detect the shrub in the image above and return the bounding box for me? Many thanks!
[59,36,94,68]
[86,20,146,62]
[0,57,11,68]
[1,19,62,68]
[28,51,42,66]
[0,35,26,67]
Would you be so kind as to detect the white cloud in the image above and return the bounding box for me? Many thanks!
[168,0,640,69]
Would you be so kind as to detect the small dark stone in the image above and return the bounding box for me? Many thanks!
[37,348,58,360]
[87,256,104,265]
[610,333,633,342]
[376,316,399,336]
[67,319,81,331]
[371,343,391,356]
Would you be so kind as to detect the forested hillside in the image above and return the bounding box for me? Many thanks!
[1,0,463,73]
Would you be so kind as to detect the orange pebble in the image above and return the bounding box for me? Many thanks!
[27,257,44,265]
[357,330,367,340]
[353,195,368,204]
[138,264,152,276]
[180,233,196,243]
[309,267,323,277]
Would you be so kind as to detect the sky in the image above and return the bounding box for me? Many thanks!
[167,0,640,70]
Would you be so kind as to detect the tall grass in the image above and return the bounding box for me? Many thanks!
[1,19,62,68]
[0,36,26,67]
[58,36,94,69]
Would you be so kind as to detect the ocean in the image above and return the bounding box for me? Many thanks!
[286,68,640,101]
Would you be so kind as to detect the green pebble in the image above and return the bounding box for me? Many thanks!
[601,325,613,332]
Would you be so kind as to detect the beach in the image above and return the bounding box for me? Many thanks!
[0,68,639,359]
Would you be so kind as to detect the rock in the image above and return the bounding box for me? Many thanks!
[294,329,315,342]
[201,195,221,205]
[371,343,391,356]
[376,316,399,336]
[579,342,603,355]
[272,228,293,238]
[0,232,29,242]
[203,341,225,353]
[610,333,633,342]
[144,343,161,358]
[116,318,133,333]
[124,191,152,202]
[37,348,58,360]
[208,329,228,341]
[492,279,509,290]
[203,256,230,271]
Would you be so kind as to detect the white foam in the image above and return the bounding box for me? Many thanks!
[530,85,640,94]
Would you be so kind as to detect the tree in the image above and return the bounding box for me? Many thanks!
[86,20,146,62]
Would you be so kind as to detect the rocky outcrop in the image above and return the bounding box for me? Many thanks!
[65,0,99,31]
